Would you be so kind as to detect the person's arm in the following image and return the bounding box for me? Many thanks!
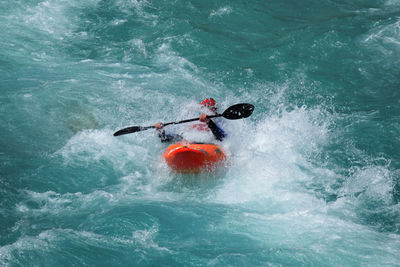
[206,119,226,141]
[199,114,226,141]
[154,123,182,143]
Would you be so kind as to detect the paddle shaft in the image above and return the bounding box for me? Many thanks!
[162,114,220,127]
[113,103,253,136]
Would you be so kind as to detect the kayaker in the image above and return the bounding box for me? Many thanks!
[154,98,226,142]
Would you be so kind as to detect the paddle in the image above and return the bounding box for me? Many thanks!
[113,103,254,136]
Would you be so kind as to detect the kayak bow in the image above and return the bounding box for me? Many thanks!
[164,143,226,173]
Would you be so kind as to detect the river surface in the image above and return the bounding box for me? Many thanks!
[1,0,400,265]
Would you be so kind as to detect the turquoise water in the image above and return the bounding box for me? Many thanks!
[1,0,400,265]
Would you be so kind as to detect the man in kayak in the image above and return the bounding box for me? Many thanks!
[154,98,226,142]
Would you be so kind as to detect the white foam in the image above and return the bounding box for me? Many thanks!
[123,39,148,61]
[212,105,331,205]
[210,6,233,18]
[111,19,127,26]
[57,129,147,174]
[132,225,169,251]
[385,0,400,6]
[23,1,73,38]
[341,165,394,203]
[115,0,158,22]
[0,226,169,265]
[363,18,400,48]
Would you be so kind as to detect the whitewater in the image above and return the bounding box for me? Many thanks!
[1,0,399,266]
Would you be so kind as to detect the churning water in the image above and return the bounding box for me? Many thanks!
[1,0,400,265]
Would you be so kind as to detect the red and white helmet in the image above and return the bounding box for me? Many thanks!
[200,98,216,108]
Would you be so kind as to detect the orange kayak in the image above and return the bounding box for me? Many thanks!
[164,143,226,173]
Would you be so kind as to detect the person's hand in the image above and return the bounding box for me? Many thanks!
[199,114,210,123]
[154,122,163,130]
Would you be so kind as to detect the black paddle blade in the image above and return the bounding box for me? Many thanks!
[113,126,144,136]
[222,103,254,120]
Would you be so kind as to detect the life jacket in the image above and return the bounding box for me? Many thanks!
[191,123,210,132]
